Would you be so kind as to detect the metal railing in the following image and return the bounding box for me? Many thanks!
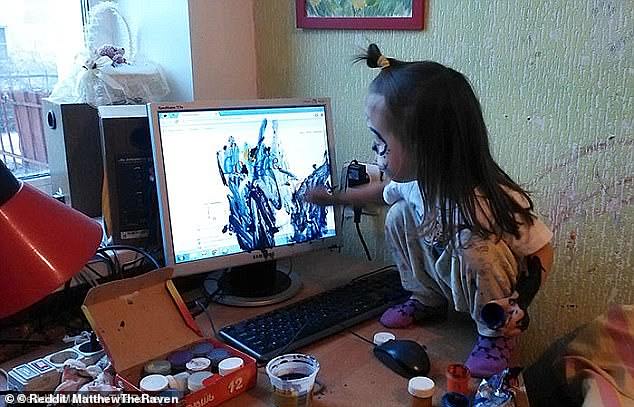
[0,76,54,178]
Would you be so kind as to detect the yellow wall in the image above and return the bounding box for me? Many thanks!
[254,1,633,362]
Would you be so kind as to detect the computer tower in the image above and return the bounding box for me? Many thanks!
[98,105,161,249]
[42,100,102,217]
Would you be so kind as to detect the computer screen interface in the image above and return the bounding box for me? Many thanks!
[156,104,337,265]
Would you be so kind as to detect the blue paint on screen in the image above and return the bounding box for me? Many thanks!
[217,118,331,251]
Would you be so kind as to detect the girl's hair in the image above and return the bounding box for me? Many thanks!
[357,44,535,242]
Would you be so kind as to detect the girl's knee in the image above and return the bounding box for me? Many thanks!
[458,231,516,273]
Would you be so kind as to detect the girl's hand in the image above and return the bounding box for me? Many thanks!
[304,185,339,206]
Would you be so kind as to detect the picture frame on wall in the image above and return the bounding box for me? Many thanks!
[296,0,424,30]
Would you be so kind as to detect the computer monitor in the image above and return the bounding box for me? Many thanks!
[148,98,338,306]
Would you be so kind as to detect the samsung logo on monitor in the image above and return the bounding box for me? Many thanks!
[252,251,275,260]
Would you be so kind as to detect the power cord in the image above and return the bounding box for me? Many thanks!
[346,160,372,261]
[96,244,161,271]
[91,253,116,276]
[350,264,396,283]
[348,330,374,346]
[354,208,372,261]
[194,298,218,339]
[192,270,231,339]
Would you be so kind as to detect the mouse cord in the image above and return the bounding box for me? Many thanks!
[348,330,374,346]
[350,264,397,283]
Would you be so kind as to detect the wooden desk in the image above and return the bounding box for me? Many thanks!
[1,250,529,406]
[191,250,481,407]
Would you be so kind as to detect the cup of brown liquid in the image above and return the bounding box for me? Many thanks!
[265,353,320,407]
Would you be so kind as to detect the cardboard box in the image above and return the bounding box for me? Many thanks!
[82,268,257,406]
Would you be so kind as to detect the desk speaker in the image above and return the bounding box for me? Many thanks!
[42,101,102,217]
[98,105,161,249]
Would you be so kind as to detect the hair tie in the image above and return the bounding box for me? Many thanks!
[377,55,390,69]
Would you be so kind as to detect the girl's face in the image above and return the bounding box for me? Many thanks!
[365,93,416,182]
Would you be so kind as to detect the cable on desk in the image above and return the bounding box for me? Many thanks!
[350,264,397,283]
[97,244,160,270]
[355,219,372,261]
[348,330,374,347]
[108,248,122,276]
[120,253,143,273]
[84,263,107,280]
[195,299,218,339]
[90,253,116,276]
[195,271,231,340]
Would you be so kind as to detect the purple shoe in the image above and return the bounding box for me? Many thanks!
[465,335,517,378]
[379,299,447,328]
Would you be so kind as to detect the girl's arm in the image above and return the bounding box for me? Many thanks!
[530,242,554,285]
[305,178,389,207]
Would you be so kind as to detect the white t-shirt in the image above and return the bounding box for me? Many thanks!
[383,180,553,256]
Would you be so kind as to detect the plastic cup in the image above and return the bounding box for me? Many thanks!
[265,353,320,407]
[446,363,470,395]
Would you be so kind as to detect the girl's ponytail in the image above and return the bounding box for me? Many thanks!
[355,43,402,69]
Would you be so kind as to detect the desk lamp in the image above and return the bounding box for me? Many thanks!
[0,160,102,320]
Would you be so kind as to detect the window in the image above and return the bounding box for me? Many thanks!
[0,0,86,180]
[0,27,8,61]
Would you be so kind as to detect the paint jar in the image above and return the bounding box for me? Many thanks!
[190,341,214,357]
[441,392,471,407]
[168,350,193,373]
[186,357,211,373]
[218,357,244,376]
[143,360,171,376]
[207,348,232,372]
[167,372,190,393]
[373,332,396,346]
[266,353,320,407]
[140,374,169,392]
[187,371,213,393]
[408,376,435,407]
[446,364,470,396]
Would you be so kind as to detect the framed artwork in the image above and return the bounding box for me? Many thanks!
[296,0,424,30]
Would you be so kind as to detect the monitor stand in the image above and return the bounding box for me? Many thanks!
[203,260,302,307]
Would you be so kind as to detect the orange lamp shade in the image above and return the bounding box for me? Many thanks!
[0,169,102,319]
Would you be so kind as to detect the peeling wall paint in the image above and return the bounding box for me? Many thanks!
[254,0,633,363]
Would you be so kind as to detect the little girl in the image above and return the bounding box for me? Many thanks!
[307,44,554,378]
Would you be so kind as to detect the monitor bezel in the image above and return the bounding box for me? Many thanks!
[148,98,340,277]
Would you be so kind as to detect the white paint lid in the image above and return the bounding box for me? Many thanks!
[218,357,244,376]
[139,374,168,392]
[373,332,396,346]
[408,376,435,398]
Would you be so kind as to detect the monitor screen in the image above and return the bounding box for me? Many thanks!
[148,98,338,277]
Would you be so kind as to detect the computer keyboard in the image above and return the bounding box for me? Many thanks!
[218,266,410,362]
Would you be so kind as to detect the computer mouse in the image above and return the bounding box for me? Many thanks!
[373,339,430,378]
